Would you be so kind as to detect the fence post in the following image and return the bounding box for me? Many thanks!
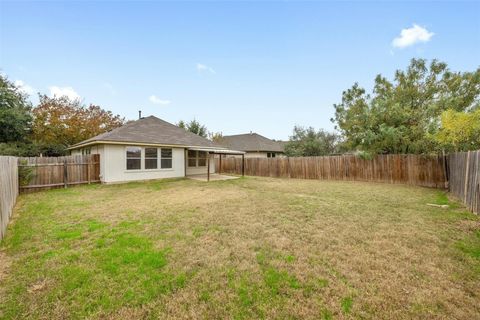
[87,156,91,184]
[242,154,245,176]
[464,151,470,203]
[63,159,68,189]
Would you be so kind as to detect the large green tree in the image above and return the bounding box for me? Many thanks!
[0,74,33,143]
[284,126,339,157]
[332,59,480,154]
[177,119,208,138]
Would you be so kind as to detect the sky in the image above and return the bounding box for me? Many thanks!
[1,1,479,140]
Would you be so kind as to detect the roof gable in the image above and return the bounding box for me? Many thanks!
[70,116,219,148]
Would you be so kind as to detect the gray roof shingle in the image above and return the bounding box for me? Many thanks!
[218,133,285,152]
[70,116,220,148]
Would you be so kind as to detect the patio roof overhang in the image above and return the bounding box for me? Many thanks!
[186,147,245,181]
[187,147,246,155]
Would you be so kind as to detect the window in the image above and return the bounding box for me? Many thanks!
[161,148,173,169]
[145,148,158,169]
[188,150,208,167]
[126,147,141,170]
[198,151,207,167]
[188,150,197,167]
[267,152,276,158]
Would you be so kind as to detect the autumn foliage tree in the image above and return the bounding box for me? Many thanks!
[435,109,480,152]
[32,95,125,152]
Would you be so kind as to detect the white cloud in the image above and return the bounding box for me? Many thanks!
[149,95,171,105]
[14,80,36,95]
[49,86,80,100]
[196,63,216,74]
[392,24,434,49]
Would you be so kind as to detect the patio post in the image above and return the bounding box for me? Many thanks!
[207,152,210,181]
[219,154,222,174]
[242,154,245,176]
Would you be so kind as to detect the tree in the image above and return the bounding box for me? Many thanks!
[332,59,480,154]
[208,131,223,143]
[32,95,125,151]
[435,109,480,152]
[284,126,339,157]
[177,119,208,138]
[0,74,33,143]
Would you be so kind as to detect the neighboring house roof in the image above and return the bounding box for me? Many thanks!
[69,116,221,149]
[218,133,285,152]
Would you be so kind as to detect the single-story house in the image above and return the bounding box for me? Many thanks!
[68,116,244,183]
[218,132,286,158]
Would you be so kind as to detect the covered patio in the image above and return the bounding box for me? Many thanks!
[186,147,245,182]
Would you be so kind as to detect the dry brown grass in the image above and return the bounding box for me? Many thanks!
[0,177,479,319]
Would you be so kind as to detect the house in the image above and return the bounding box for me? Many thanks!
[68,116,244,183]
[218,132,285,158]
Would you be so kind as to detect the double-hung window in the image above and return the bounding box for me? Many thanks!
[188,150,197,167]
[126,147,141,170]
[188,150,208,167]
[197,151,207,167]
[145,148,158,169]
[127,147,173,170]
[161,148,172,169]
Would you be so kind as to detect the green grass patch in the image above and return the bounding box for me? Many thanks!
[456,230,480,260]
[341,296,353,314]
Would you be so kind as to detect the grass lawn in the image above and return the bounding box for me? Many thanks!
[0,177,479,319]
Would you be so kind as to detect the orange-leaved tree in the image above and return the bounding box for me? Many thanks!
[32,95,125,148]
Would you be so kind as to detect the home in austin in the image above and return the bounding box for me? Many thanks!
[218,132,285,158]
[68,116,244,183]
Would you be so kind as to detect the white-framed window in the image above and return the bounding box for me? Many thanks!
[161,148,173,169]
[126,147,142,170]
[126,146,174,171]
[197,151,207,167]
[267,152,276,158]
[145,148,158,169]
[188,150,208,167]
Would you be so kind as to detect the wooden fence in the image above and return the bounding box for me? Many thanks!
[217,154,447,188]
[0,156,19,240]
[18,154,100,193]
[447,151,480,214]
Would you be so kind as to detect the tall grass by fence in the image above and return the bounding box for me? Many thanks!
[18,154,100,193]
[448,151,480,214]
[217,154,447,188]
[0,156,19,240]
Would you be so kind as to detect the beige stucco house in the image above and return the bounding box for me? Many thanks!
[68,116,243,183]
[218,133,286,158]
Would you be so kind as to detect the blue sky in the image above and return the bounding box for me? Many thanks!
[1,1,479,140]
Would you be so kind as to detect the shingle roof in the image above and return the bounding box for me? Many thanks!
[218,133,285,152]
[69,116,220,149]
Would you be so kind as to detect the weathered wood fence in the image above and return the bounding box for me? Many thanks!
[447,151,480,214]
[18,154,100,193]
[217,154,447,188]
[0,156,19,240]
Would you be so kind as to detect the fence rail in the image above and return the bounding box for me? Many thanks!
[0,156,19,240]
[217,154,447,188]
[448,151,480,214]
[18,154,100,193]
